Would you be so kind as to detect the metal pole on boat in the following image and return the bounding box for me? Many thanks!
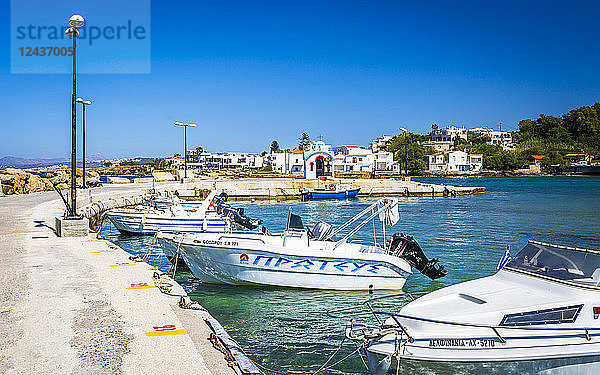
[174,122,197,181]
[76,98,92,188]
[65,15,85,218]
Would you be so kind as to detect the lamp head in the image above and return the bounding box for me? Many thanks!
[84,100,91,105]
[69,15,85,28]
[188,123,197,127]
[400,127,407,132]
[76,98,84,103]
[174,121,183,126]
[64,27,79,37]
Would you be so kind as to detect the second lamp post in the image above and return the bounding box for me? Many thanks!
[174,121,196,180]
[76,98,92,188]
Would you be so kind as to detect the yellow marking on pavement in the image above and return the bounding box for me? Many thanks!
[81,239,100,243]
[126,285,156,290]
[90,250,115,253]
[109,263,136,267]
[145,329,187,337]
[0,230,42,235]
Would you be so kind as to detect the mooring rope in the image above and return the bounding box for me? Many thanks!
[244,339,362,375]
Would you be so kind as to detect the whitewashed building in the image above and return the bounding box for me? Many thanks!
[188,152,264,169]
[370,135,393,152]
[332,145,394,173]
[431,126,468,143]
[428,151,483,172]
[470,127,514,150]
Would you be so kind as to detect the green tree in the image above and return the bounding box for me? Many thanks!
[542,151,566,171]
[152,158,167,170]
[298,133,311,150]
[387,132,429,175]
[270,140,280,153]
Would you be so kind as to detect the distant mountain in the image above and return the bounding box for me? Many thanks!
[0,154,106,168]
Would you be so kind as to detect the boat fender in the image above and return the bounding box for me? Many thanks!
[366,352,391,375]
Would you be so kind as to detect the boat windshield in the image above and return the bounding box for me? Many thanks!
[504,242,600,287]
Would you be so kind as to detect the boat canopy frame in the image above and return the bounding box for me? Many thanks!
[331,198,399,250]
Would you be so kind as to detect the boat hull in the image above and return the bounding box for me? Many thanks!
[367,327,600,362]
[177,241,409,290]
[305,188,361,200]
[106,212,229,235]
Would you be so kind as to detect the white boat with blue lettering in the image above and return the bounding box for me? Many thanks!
[106,191,259,235]
[158,198,446,290]
[330,241,600,374]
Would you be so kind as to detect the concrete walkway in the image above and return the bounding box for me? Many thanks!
[0,185,235,375]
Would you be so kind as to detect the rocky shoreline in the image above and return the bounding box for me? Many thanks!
[0,167,101,196]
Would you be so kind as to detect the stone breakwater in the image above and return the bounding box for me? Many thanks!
[0,167,101,195]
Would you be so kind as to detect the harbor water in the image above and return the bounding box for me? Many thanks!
[100,176,600,375]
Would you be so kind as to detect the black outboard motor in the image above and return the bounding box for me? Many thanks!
[213,194,260,230]
[388,233,447,280]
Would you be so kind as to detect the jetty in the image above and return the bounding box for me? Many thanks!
[0,183,257,375]
[170,177,485,200]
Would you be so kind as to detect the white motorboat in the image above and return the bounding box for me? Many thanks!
[330,241,600,373]
[106,191,259,235]
[146,191,205,211]
[158,198,446,290]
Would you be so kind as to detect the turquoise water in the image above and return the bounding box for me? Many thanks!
[101,177,600,375]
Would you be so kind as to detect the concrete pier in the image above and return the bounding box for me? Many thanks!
[171,177,486,200]
[0,184,240,375]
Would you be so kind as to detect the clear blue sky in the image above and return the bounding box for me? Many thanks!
[1,0,599,159]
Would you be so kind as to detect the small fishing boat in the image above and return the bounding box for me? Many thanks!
[158,198,446,290]
[329,241,600,374]
[147,191,204,211]
[105,191,259,235]
[300,184,360,201]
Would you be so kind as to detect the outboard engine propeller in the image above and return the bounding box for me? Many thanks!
[388,233,447,279]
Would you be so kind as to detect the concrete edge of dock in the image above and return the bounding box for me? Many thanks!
[0,184,259,375]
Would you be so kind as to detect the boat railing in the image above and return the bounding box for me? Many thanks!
[332,199,397,250]
[327,292,600,344]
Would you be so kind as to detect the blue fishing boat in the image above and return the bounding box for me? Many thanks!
[301,184,360,200]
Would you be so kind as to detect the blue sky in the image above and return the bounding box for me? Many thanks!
[1,0,599,159]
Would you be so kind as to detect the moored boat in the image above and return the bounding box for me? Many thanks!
[105,191,259,235]
[158,198,446,290]
[329,241,600,374]
[300,184,360,200]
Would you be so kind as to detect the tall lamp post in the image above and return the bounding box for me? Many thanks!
[65,14,85,218]
[76,98,92,188]
[174,122,197,180]
[400,127,407,177]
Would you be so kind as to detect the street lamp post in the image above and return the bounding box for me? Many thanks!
[76,98,92,188]
[65,14,85,218]
[174,122,197,180]
[400,127,407,177]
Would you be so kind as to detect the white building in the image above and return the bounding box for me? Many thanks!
[428,151,483,172]
[470,127,514,150]
[431,126,468,143]
[332,145,394,173]
[188,152,264,170]
[370,135,393,152]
